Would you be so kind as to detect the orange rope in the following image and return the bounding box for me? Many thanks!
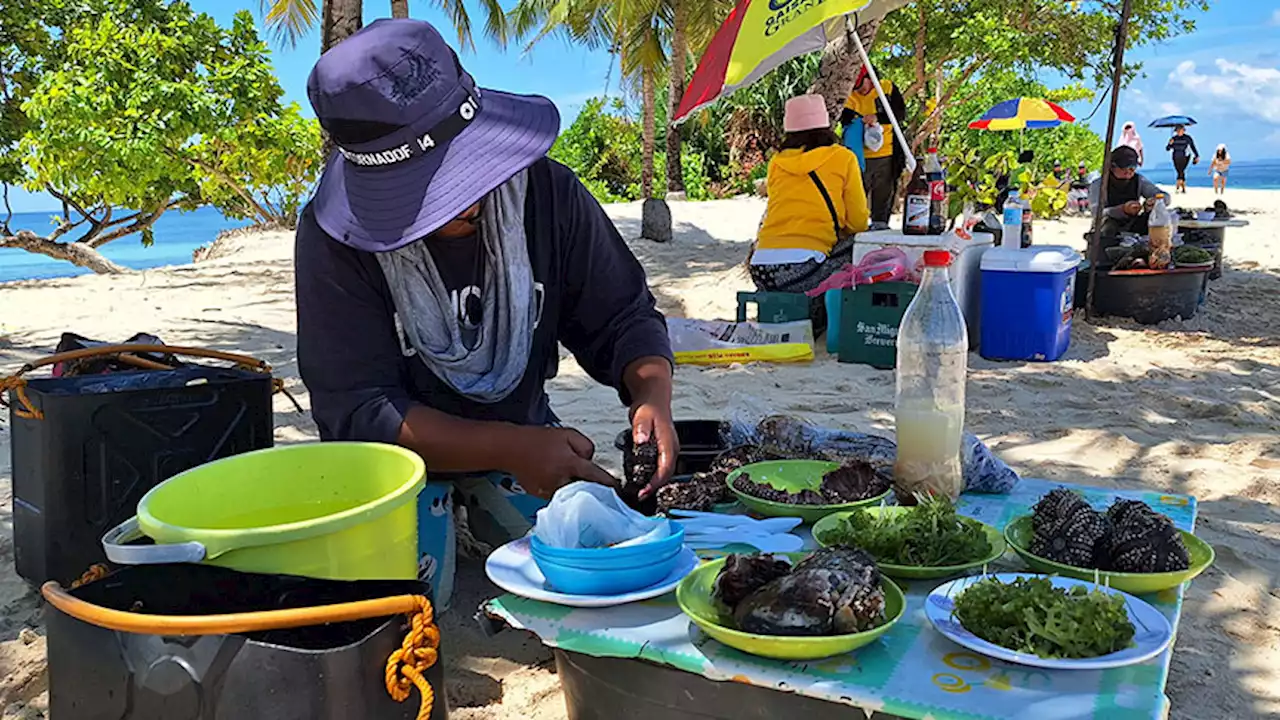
[69,564,110,589]
[384,595,441,720]
[42,581,438,719]
[1,343,302,418]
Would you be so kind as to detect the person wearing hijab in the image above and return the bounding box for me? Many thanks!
[1165,124,1201,193]
[1210,144,1231,195]
[1119,121,1145,167]
[1088,146,1169,250]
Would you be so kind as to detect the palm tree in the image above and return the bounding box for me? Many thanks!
[260,0,509,51]
[509,0,670,198]
[810,18,883,122]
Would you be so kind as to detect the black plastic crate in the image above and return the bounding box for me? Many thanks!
[47,565,445,720]
[10,365,273,585]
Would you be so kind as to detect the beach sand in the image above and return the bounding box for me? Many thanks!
[2,186,1278,719]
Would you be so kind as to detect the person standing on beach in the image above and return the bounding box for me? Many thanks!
[1119,121,1145,166]
[1089,146,1168,250]
[841,66,906,229]
[1165,124,1200,194]
[1210,144,1231,195]
[294,19,677,607]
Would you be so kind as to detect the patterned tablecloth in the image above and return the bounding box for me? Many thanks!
[484,478,1197,720]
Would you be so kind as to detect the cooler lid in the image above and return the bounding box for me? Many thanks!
[981,245,1083,273]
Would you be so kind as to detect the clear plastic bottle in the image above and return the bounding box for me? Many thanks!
[1001,190,1024,249]
[894,249,969,503]
[1148,193,1173,269]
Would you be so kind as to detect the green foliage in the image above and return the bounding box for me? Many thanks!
[821,496,992,567]
[952,576,1136,660]
[549,97,643,203]
[12,0,320,255]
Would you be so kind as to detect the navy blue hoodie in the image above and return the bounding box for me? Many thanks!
[295,158,672,444]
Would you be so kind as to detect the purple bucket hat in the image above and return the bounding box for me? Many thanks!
[307,18,560,252]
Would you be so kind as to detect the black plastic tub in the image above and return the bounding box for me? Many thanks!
[556,650,854,719]
[614,420,730,480]
[46,564,446,720]
[10,365,273,586]
[1091,268,1209,324]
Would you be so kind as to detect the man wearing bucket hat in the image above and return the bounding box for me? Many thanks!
[295,19,677,605]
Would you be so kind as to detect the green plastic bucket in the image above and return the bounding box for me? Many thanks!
[102,442,425,581]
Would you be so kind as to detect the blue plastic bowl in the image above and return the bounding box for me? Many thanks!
[532,548,684,595]
[530,522,685,568]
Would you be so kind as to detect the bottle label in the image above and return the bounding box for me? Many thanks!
[905,196,929,230]
[1003,205,1022,226]
[929,179,946,202]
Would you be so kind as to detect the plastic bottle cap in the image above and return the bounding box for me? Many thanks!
[923,250,952,267]
[928,147,938,152]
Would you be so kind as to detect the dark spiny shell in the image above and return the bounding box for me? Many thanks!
[732,473,825,505]
[1106,503,1190,573]
[733,564,885,636]
[713,554,794,609]
[795,546,880,582]
[1032,488,1089,529]
[1031,503,1108,568]
[820,461,891,503]
[710,445,781,476]
[656,476,723,513]
[623,438,659,502]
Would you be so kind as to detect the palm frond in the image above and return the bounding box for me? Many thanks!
[430,0,476,50]
[258,0,320,48]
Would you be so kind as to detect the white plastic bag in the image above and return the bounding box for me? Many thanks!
[864,122,885,153]
[533,482,668,549]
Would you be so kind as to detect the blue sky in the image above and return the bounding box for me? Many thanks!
[7,0,1278,212]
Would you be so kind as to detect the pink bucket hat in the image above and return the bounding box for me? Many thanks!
[784,94,829,133]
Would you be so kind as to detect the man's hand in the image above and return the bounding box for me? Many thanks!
[623,356,678,499]
[1123,200,1143,216]
[630,401,678,499]
[862,114,877,127]
[496,426,618,500]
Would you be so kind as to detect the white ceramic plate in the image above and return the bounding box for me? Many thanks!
[485,537,699,608]
[925,573,1173,671]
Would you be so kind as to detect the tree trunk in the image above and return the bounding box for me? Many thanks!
[641,65,656,199]
[390,0,408,19]
[1,230,128,274]
[666,0,688,196]
[322,0,363,53]
[810,18,882,123]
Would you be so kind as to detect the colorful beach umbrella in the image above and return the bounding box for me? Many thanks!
[1149,114,1197,128]
[674,0,911,122]
[968,98,1076,131]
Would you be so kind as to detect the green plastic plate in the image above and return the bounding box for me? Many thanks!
[675,552,905,661]
[811,507,1007,580]
[724,460,892,524]
[1004,514,1215,595]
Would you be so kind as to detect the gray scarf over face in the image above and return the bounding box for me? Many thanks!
[376,170,535,403]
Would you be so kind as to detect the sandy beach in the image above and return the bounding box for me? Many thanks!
[2,186,1278,719]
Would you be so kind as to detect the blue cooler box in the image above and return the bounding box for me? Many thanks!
[980,245,1082,361]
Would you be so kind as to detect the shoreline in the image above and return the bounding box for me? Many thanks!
[2,185,1279,719]
[3,185,1278,286]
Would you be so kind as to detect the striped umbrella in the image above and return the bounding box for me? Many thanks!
[674,0,911,122]
[968,98,1076,131]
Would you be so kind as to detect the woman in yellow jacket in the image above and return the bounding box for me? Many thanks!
[751,94,870,315]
